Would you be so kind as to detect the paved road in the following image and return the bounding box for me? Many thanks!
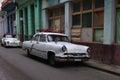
[0,46,120,80]
[0,56,31,80]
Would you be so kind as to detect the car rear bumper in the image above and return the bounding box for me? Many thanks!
[6,43,21,47]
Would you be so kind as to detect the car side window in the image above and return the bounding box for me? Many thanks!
[32,35,39,41]
[39,34,46,42]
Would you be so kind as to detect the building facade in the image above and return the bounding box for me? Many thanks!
[42,0,71,38]
[8,0,120,65]
[1,0,16,35]
[0,11,7,38]
[42,0,120,65]
[14,0,42,41]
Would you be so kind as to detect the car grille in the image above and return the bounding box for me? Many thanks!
[10,43,17,45]
[64,53,86,56]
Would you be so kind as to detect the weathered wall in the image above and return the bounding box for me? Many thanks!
[78,42,120,65]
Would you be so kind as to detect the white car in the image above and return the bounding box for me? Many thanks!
[1,34,21,47]
[22,32,90,66]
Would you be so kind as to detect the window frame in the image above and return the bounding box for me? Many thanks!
[72,0,104,43]
[32,35,40,41]
[48,5,65,32]
[39,34,46,42]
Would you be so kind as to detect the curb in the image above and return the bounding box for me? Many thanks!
[85,61,120,76]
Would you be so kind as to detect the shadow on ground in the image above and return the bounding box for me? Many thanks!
[22,54,87,68]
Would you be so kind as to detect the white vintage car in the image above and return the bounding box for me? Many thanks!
[22,32,90,66]
[1,34,21,47]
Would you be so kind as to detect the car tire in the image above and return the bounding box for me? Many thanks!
[48,53,56,66]
[26,49,31,57]
[4,42,7,47]
[1,43,3,46]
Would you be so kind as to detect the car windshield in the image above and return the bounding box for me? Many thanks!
[5,35,12,38]
[47,35,69,42]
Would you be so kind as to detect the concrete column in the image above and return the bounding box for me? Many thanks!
[104,0,115,45]
[11,14,13,33]
[9,15,12,33]
[42,9,48,29]
[23,8,26,35]
[16,9,20,38]
[35,0,42,31]
[6,16,9,33]
[65,1,72,38]
[12,13,16,34]
[28,5,32,36]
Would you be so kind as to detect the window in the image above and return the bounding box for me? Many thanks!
[48,6,65,33]
[49,10,53,17]
[116,8,120,43]
[82,13,92,28]
[5,35,12,38]
[115,0,120,43]
[54,9,60,16]
[95,0,104,8]
[93,29,103,42]
[93,0,104,42]
[81,28,92,42]
[40,35,46,42]
[73,2,80,12]
[72,14,80,26]
[49,20,53,29]
[60,15,65,30]
[117,0,120,4]
[93,11,104,27]
[83,0,92,10]
[61,6,65,15]
[47,35,69,42]
[72,0,104,43]
[33,35,39,41]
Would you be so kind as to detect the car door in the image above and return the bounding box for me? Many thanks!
[30,34,40,55]
[32,34,47,59]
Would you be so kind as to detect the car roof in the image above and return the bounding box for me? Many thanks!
[35,32,67,36]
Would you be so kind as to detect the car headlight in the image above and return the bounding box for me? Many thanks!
[62,45,67,52]
[7,41,9,44]
[87,48,90,54]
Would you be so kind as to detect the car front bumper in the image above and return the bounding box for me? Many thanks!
[55,56,90,62]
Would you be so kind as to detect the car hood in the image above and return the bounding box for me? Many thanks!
[48,42,89,53]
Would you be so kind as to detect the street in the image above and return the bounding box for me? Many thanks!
[0,46,120,80]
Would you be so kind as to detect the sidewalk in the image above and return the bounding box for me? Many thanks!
[85,59,120,76]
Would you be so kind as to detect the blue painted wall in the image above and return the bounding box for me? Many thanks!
[2,3,16,34]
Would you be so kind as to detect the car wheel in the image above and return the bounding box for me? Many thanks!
[1,43,3,46]
[26,49,31,57]
[48,53,56,66]
[4,42,7,47]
